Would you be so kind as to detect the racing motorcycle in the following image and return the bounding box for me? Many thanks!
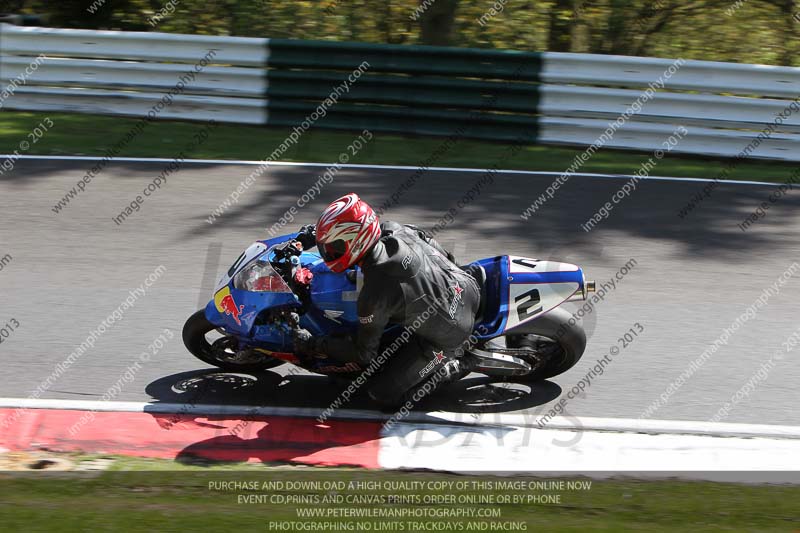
[183,230,595,384]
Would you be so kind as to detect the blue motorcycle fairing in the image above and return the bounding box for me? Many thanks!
[308,259,360,328]
[258,233,362,330]
[204,234,360,354]
[471,256,506,338]
[204,286,299,338]
[204,233,305,338]
[257,232,302,249]
[472,256,585,339]
[202,233,589,362]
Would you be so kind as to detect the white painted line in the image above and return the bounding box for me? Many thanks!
[379,422,800,473]
[415,411,800,440]
[1,154,785,187]
[1,397,798,440]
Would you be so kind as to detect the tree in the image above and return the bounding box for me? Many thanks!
[418,0,459,46]
[761,0,799,65]
[547,0,576,52]
[6,0,799,66]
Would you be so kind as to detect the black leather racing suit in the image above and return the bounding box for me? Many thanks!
[306,221,481,403]
[356,221,480,363]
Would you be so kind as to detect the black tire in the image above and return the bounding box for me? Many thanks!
[182,310,284,372]
[504,307,586,382]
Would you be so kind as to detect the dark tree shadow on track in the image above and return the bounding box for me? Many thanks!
[142,369,375,467]
[171,416,382,467]
[7,157,800,261]
[165,162,800,262]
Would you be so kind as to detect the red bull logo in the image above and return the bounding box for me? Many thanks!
[214,286,244,325]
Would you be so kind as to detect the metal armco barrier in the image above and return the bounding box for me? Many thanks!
[2,24,799,160]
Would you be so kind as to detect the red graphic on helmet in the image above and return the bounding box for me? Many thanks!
[316,193,381,273]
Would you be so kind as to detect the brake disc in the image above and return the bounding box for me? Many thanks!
[211,337,267,365]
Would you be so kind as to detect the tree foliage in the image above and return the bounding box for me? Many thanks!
[12,0,800,65]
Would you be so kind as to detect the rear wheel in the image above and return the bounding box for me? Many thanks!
[182,310,284,372]
[502,307,586,382]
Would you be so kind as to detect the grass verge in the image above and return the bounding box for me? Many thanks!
[1,111,798,183]
[0,453,798,532]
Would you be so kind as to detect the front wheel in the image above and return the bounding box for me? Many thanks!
[182,310,284,372]
[503,307,586,382]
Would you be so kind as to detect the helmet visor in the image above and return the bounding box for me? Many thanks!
[318,239,347,264]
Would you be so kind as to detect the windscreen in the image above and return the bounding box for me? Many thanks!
[232,254,292,293]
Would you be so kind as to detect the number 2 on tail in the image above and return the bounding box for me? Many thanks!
[515,288,542,321]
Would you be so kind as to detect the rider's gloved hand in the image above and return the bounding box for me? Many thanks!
[296,224,316,250]
[293,327,317,355]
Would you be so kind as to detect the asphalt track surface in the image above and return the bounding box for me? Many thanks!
[1,158,798,426]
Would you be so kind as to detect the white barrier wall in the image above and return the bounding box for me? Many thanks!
[2,24,800,161]
[539,52,800,161]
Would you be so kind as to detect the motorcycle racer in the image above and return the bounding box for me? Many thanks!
[292,193,483,405]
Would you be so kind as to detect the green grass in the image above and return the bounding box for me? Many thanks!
[0,454,798,532]
[1,111,798,183]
